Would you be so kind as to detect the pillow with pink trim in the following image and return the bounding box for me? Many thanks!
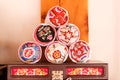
[45,41,68,64]
[18,41,42,64]
[45,6,69,28]
[33,23,56,46]
[69,40,90,63]
[57,23,80,46]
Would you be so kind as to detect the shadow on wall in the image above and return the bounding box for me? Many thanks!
[0,41,21,64]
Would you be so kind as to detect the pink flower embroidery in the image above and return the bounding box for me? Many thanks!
[47,35,53,40]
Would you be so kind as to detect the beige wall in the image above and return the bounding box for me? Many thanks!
[0,0,40,63]
[0,0,120,80]
[89,0,119,80]
[115,0,120,79]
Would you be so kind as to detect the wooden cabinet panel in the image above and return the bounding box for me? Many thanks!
[7,62,108,80]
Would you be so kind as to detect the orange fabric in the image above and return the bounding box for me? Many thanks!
[41,0,88,42]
